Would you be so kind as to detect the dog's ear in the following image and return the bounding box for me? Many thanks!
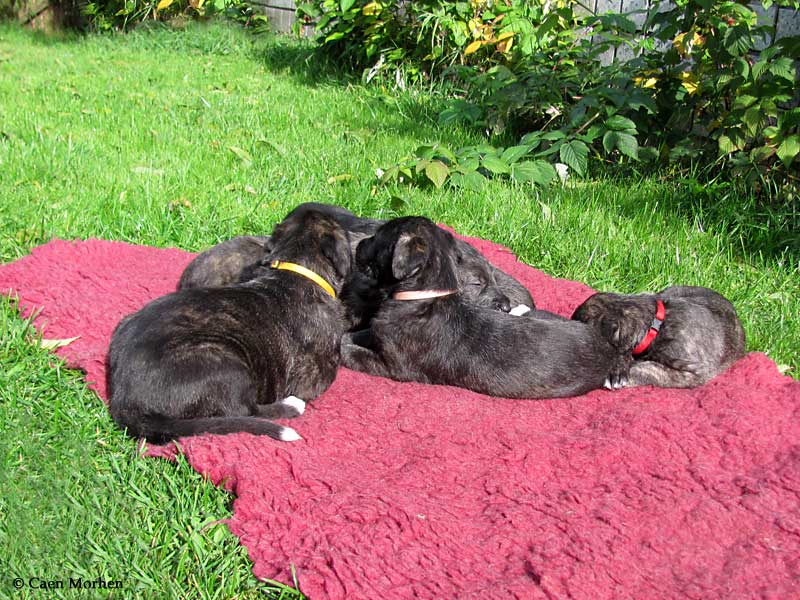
[392,233,428,280]
[321,232,352,279]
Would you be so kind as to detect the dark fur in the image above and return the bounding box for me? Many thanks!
[571,286,746,388]
[107,210,352,442]
[340,217,623,399]
[176,202,535,313]
[178,235,273,290]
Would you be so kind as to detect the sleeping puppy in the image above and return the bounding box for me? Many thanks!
[571,286,746,388]
[288,203,535,312]
[340,217,624,399]
[177,202,535,314]
[178,235,272,290]
[107,210,352,443]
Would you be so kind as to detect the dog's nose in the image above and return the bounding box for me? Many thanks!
[494,295,512,313]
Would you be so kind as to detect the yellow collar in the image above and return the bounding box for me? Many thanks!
[270,260,336,299]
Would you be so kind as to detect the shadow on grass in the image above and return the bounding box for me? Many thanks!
[252,33,478,148]
[657,179,800,267]
[595,171,799,268]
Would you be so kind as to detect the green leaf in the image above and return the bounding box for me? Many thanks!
[415,145,437,160]
[541,130,567,141]
[638,147,660,162]
[340,0,356,12]
[559,140,588,176]
[718,134,739,155]
[769,57,796,82]
[450,170,486,191]
[482,154,511,175]
[777,134,800,169]
[749,145,775,164]
[733,94,758,110]
[604,115,636,132]
[500,145,531,165]
[424,160,450,188]
[743,107,762,136]
[723,26,752,56]
[603,131,638,160]
[602,131,617,155]
[512,160,557,186]
[615,133,639,160]
[324,32,346,43]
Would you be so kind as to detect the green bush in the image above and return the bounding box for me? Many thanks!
[299,0,799,198]
[82,0,263,31]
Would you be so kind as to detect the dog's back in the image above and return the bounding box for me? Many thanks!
[108,210,352,442]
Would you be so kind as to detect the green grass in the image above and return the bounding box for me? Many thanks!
[0,19,797,599]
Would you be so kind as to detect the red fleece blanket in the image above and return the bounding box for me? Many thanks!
[1,235,798,600]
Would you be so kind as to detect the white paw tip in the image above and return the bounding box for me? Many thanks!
[280,395,306,414]
[279,426,303,442]
[509,305,532,316]
[604,378,613,390]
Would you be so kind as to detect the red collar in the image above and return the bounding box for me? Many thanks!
[632,299,665,356]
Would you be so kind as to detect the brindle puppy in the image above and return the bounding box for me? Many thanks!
[571,286,746,388]
[340,217,623,399]
[107,210,352,443]
[177,202,535,314]
[178,235,272,290]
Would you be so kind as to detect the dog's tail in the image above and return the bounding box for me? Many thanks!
[136,415,301,444]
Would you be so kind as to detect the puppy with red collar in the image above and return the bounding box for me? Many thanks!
[571,286,746,388]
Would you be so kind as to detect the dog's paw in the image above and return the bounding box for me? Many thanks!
[509,304,532,317]
[278,426,303,442]
[279,395,306,416]
[608,373,629,390]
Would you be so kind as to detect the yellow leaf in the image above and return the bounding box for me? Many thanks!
[673,32,687,55]
[39,336,80,350]
[497,37,513,54]
[634,76,658,89]
[362,1,381,15]
[679,71,699,95]
[327,174,353,184]
[496,31,514,41]
[464,40,483,55]
[156,0,173,10]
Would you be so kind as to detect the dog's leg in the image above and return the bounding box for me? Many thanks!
[256,396,306,419]
[627,360,706,388]
[341,335,393,378]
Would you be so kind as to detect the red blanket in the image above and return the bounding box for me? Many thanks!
[1,236,798,600]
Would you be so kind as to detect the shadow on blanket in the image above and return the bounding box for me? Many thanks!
[1,235,798,600]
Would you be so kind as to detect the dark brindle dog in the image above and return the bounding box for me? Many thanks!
[177,203,535,315]
[340,217,624,399]
[571,286,746,388]
[107,210,352,443]
[178,235,272,290]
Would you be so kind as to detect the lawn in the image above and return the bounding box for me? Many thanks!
[0,20,797,599]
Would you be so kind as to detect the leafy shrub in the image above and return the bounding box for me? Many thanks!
[300,0,799,198]
[84,0,228,31]
[638,0,800,193]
